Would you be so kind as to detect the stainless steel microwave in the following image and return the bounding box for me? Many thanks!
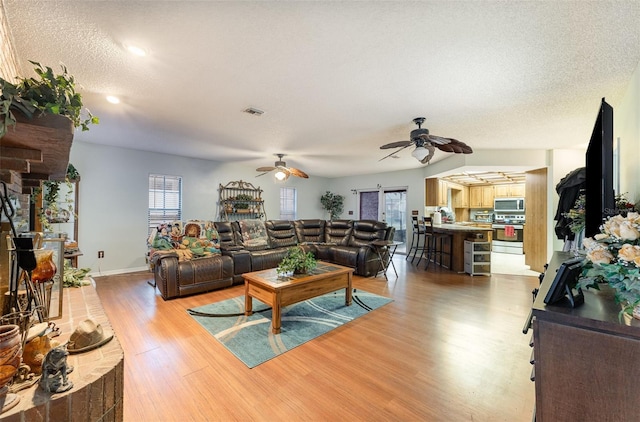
[494,197,525,212]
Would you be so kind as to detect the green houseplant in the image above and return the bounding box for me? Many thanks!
[277,246,317,276]
[35,163,79,231]
[234,193,253,210]
[320,191,344,221]
[0,60,99,139]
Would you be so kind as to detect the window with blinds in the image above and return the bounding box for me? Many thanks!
[148,174,182,234]
[280,187,297,220]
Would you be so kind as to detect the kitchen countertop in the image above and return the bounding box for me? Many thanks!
[432,222,493,231]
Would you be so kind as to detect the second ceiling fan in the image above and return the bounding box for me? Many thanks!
[256,153,309,180]
[379,117,473,165]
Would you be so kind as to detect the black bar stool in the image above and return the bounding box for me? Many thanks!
[406,216,427,263]
[421,217,452,270]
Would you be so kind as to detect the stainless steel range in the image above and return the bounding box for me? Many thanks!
[492,214,525,254]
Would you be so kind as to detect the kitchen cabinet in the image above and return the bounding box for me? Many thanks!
[469,185,494,208]
[494,183,525,198]
[450,183,469,208]
[425,178,448,207]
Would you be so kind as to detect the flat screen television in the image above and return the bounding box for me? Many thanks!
[584,98,615,238]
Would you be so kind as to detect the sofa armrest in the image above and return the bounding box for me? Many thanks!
[222,249,252,275]
[153,252,180,299]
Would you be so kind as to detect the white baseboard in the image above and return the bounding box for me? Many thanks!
[89,266,150,277]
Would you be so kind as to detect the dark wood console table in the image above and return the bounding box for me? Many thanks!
[531,251,640,421]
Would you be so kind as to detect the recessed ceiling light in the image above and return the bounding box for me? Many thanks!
[124,43,147,57]
[106,95,120,104]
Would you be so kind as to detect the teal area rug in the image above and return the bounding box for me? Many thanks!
[188,289,392,368]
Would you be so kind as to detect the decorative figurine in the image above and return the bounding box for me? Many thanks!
[39,346,73,393]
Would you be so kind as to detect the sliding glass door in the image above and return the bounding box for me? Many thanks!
[358,188,407,254]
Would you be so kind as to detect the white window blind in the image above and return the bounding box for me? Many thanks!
[148,174,182,234]
[280,187,297,220]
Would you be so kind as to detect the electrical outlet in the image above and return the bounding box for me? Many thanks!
[98,251,104,259]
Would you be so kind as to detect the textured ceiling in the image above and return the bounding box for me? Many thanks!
[3,1,640,178]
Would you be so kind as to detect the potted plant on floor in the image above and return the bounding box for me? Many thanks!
[320,191,344,221]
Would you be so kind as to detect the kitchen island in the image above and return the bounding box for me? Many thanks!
[430,223,493,273]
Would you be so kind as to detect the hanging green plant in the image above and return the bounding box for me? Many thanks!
[0,60,99,138]
[33,163,79,231]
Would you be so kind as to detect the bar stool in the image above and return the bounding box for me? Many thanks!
[406,216,427,263]
[421,217,452,270]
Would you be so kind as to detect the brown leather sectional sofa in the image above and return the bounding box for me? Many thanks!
[151,219,393,299]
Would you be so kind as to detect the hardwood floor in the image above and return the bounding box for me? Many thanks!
[94,256,540,421]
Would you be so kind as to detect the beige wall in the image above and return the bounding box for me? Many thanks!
[0,3,20,80]
[616,59,640,204]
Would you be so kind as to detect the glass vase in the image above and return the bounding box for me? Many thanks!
[31,249,56,283]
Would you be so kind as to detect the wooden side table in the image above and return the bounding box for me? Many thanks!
[371,240,402,280]
[64,249,83,268]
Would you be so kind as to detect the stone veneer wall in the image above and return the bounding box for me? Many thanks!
[0,2,20,80]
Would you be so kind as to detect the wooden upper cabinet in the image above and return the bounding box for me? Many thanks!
[482,186,495,207]
[425,178,448,207]
[449,182,469,208]
[469,185,494,208]
[494,183,525,198]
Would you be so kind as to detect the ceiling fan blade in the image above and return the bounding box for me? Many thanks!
[255,172,270,177]
[449,138,473,154]
[436,144,456,153]
[380,140,412,150]
[288,167,309,178]
[448,138,473,153]
[430,136,473,154]
[427,135,452,145]
[256,166,276,172]
[378,143,413,161]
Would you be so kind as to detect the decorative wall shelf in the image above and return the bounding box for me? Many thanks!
[218,180,265,221]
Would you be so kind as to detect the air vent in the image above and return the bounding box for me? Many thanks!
[243,107,264,116]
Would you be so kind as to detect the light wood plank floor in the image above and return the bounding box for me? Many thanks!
[94,256,540,421]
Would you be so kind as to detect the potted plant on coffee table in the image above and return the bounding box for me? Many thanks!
[277,246,317,276]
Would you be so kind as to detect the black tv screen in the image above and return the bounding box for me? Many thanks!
[584,98,615,238]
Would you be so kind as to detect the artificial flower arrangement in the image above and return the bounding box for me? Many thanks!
[577,211,640,318]
[564,193,637,235]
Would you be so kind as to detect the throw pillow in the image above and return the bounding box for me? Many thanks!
[238,219,269,250]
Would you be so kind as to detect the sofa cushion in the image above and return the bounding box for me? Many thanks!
[325,220,353,246]
[214,221,241,250]
[294,219,326,243]
[265,220,298,249]
[238,219,269,251]
[349,220,387,248]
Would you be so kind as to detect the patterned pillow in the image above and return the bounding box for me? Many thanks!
[238,219,269,251]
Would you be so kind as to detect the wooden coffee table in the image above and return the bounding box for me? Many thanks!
[243,262,354,334]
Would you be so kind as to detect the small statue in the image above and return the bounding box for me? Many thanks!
[39,346,73,393]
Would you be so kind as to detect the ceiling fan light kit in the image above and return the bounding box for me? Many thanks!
[256,153,309,180]
[411,146,430,161]
[380,117,473,165]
